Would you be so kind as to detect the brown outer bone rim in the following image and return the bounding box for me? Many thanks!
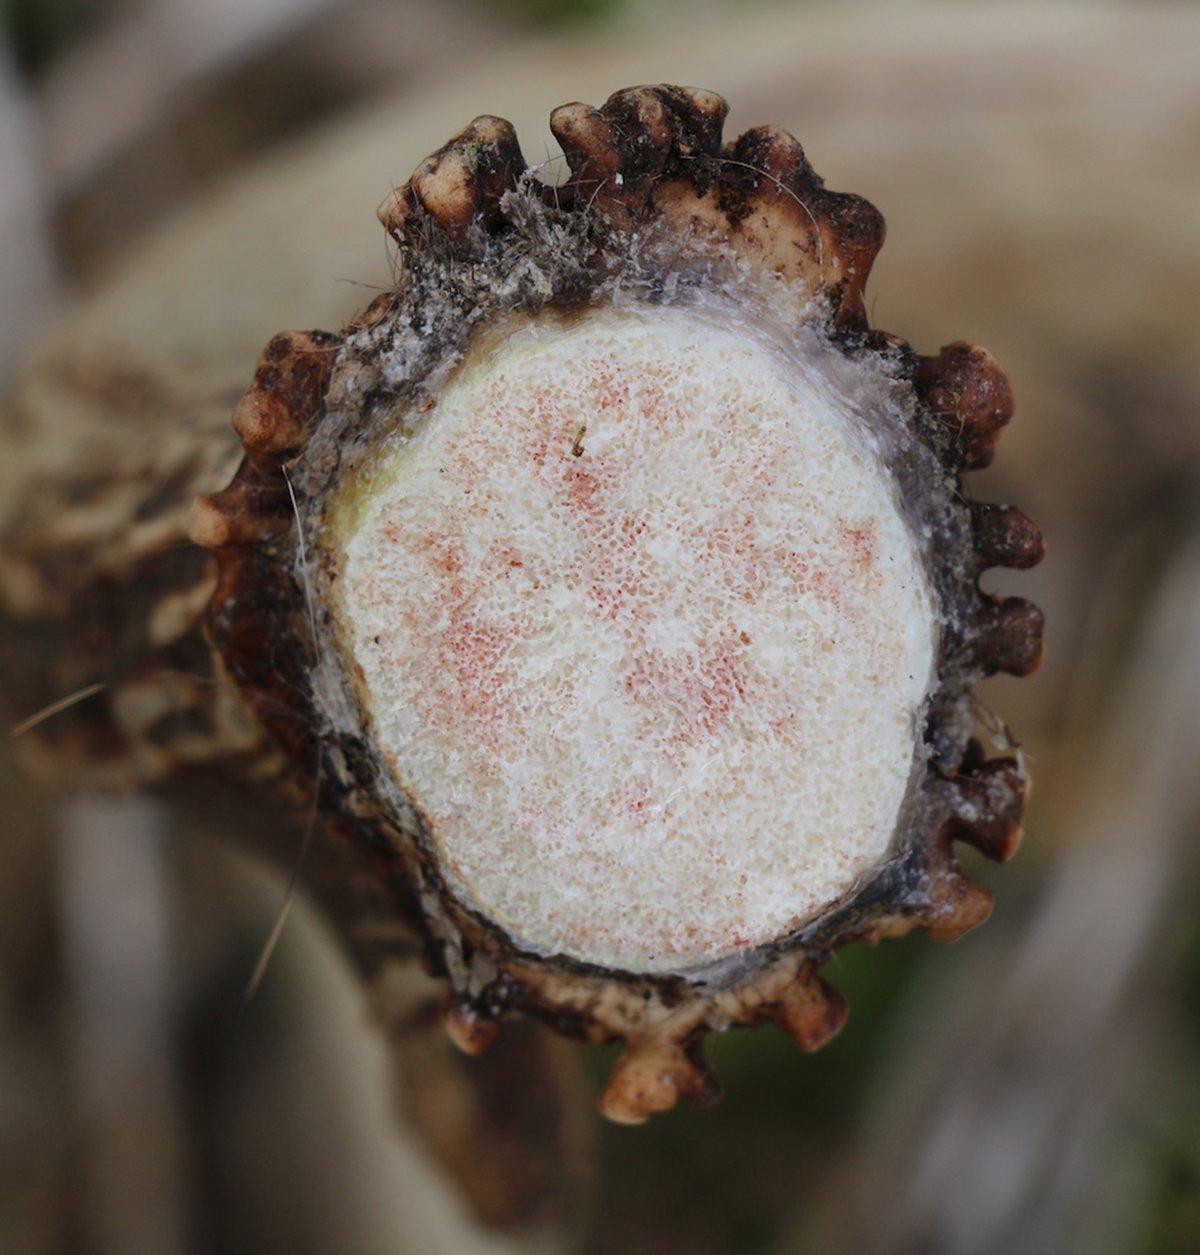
[193,85,1044,1124]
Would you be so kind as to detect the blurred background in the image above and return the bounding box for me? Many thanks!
[1,1,1198,1252]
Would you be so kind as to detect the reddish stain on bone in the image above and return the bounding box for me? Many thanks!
[592,368,629,413]
[811,567,840,614]
[612,781,654,821]
[564,462,601,513]
[408,531,514,740]
[623,631,757,748]
[839,518,880,578]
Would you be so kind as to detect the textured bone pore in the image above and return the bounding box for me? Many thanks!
[335,305,936,972]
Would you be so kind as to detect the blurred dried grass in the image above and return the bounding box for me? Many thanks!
[2,2,1198,1252]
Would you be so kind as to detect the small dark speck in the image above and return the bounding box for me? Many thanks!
[374,635,381,645]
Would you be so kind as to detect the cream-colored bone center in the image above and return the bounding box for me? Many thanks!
[336,306,936,972]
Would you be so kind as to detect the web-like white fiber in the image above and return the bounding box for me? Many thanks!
[337,304,936,972]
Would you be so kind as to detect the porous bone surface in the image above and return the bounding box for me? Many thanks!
[337,304,936,972]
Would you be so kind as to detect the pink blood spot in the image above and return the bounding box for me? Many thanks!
[410,530,516,739]
[494,543,525,571]
[839,518,880,577]
[592,368,629,413]
[564,462,601,513]
[624,631,755,749]
[810,567,841,613]
[612,781,654,820]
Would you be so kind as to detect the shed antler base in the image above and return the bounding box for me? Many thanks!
[194,85,1043,1124]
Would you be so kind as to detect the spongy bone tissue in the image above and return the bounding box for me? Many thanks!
[337,305,936,972]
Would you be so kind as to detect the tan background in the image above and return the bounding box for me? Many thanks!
[2,3,1198,1253]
